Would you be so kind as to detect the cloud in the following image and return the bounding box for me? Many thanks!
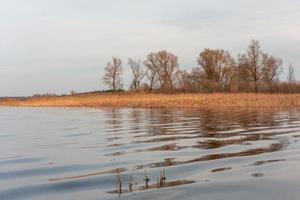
[0,0,300,96]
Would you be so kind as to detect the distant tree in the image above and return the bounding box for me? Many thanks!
[239,40,282,92]
[144,60,159,92]
[287,63,295,92]
[128,59,146,92]
[144,51,180,91]
[245,40,265,92]
[190,67,203,84]
[237,54,252,92]
[178,67,208,92]
[102,57,123,92]
[70,90,77,95]
[262,54,282,83]
[189,67,203,91]
[196,48,236,91]
[100,39,293,94]
[178,70,195,92]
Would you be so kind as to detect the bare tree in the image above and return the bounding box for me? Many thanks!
[287,63,295,92]
[262,54,282,83]
[237,54,252,91]
[144,59,159,92]
[190,67,203,90]
[128,58,146,92]
[178,67,206,92]
[239,40,283,92]
[244,40,265,92]
[144,51,180,91]
[102,57,123,92]
[98,39,294,93]
[178,70,195,92]
[196,48,235,91]
[237,54,250,78]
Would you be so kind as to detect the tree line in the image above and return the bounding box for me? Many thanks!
[102,40,298,93]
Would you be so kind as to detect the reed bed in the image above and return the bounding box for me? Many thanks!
[1,93,300,109]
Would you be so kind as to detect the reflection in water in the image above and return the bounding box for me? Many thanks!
[1,108,300,200]
[49,168,126,182]
[252,159,286,166]
[107,169,195,194]
[211,167,232,173]
[194,134,261,149]
[102,108,299,196]
[136,143,186,152]
[134,142,287,169]
[252,173,264,178]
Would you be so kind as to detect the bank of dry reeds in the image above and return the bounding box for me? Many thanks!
[1,93,300,109]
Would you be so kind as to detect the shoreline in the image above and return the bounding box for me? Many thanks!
[1,93,300,110]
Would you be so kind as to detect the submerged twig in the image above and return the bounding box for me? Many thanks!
[128,167,135,193]
[128,174,133,192]
[160,169,166,187]
[115,171,122,194]
[144,170,150,189]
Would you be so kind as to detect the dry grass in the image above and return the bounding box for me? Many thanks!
[1,93,300,109]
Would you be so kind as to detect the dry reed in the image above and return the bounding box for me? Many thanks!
[1,93,300,109]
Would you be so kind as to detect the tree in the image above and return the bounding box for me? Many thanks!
[237,54,250,80]
[144,58,159,92]
[102,57,123,92]
[128,58,146,92]
[190,67,203,91]
[238,40,283,92]
[196,48,236,91]
[144,51,180,91]
[245,40,265,92]
[287,63,295,92]
[262,54,282,83]
[178,70,196,92]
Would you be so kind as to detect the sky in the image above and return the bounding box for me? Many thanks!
[1,0,300,96]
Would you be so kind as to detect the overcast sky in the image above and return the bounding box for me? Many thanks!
[1,0,300,96]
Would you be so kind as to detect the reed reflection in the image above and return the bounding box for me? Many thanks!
[100,108,300,196]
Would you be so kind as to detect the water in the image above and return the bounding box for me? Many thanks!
[0,107,300,200]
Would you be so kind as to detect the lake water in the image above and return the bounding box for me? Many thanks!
[1,107,300,200]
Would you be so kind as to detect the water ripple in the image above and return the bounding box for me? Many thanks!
[1,107,300,199]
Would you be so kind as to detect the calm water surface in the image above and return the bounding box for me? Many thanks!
[1,107,300,200]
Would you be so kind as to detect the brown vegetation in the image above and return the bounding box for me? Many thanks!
[102,40,299,93]
[1,93,300,109]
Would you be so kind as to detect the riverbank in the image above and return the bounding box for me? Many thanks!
[1,93,300,109]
